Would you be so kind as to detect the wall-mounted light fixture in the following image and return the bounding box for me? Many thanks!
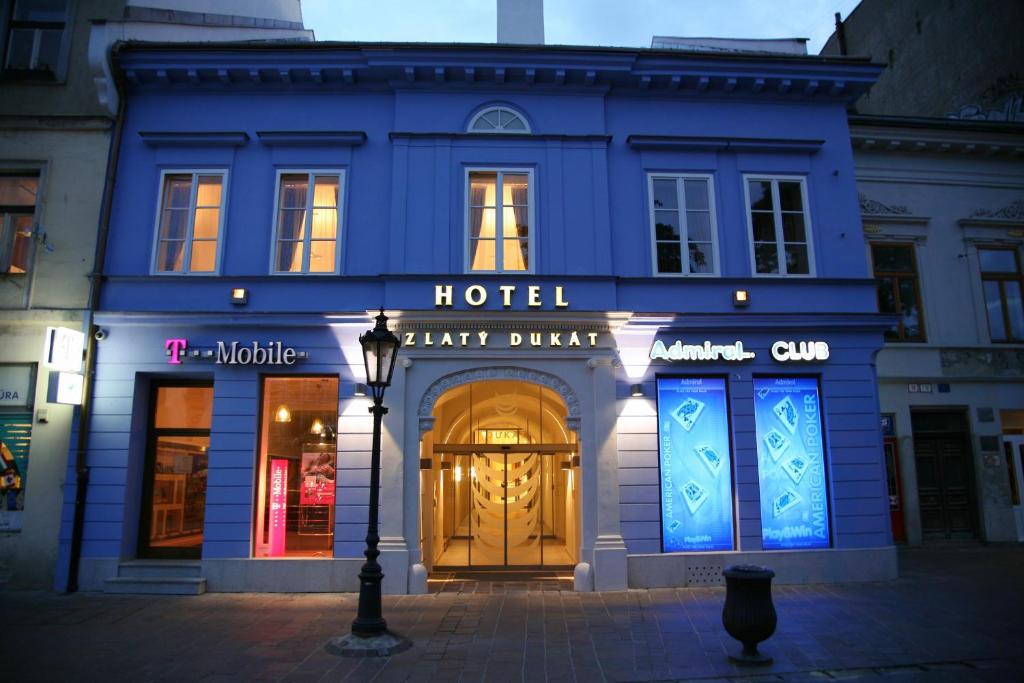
[230,287,248,305]
[630,383,644,397]
[733,289,750,307]
[354,383,367,397]
[274,404,291,422]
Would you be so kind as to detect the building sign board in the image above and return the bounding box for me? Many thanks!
[165,339,307,365]
[43,327,85,373]
[269,458,288,556]
[434,284,569,308]
[753,377,831,550]
[656,377,735,552]
[648,339,830,363]
[0,365,34,408]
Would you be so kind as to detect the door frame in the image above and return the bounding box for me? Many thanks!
[1004,435,1024,542]
[137,379,214,559]
[910,408,979,540]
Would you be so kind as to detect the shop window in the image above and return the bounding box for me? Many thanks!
[152,171,226,274]
[871,243,925,341]
[468,106,530,134]
[655,377,735,552]
[0,174,38,274]
[0,412,32,512]
[254,376,338,558]
[978,247,1024,342]
[752,376,831,550]
[2,0,70,79]
[744,176,815,276]
[648,174,718,275]
[466,169,532,273]
[272,171,343,274]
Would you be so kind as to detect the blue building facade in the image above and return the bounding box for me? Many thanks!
[56,43,895,593]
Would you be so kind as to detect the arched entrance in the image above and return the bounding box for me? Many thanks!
[419,379,580,571]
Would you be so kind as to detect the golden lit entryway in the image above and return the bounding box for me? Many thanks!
[420,380,579,571]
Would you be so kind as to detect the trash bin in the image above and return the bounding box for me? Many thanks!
[721,564,776,665]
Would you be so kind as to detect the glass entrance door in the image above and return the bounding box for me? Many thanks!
[139,382,213,558]
[426,380,579,570]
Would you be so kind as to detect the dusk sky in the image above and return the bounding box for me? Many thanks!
[302,0,862,55]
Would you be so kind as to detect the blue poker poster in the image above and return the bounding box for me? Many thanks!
[656,377,734,552]
[753,377,831,549]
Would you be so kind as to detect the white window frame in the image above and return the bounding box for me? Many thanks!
[269,169,345,276]
[464,167,536,274]
[467,106,531,134]
[742,175,817,278]
[647,173,720,277]
[149,169,228,276]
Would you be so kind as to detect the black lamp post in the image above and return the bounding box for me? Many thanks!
[328,309,410,657]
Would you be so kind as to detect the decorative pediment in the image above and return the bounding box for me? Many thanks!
[859,193,910,215]
[970,200,1024,221]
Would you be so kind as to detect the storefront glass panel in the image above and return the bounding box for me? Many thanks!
[753,377,831,549]
[655,377,735,552]
[254,376,338,558]
[141,383,213,558]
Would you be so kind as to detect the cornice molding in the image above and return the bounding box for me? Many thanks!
[138,131,249,147]
[627,135,822,153]
[256,131,366,146]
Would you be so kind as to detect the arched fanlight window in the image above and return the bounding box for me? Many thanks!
[468,106,530,134]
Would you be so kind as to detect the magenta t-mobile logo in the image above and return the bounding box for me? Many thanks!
[165,338,188,364]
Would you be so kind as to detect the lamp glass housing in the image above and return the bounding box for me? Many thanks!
[360,310,401,389]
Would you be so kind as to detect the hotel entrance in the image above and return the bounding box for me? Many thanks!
[421,380,579,571]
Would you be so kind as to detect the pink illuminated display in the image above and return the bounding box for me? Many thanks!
[165,338,188,364]
[269,458,288,556]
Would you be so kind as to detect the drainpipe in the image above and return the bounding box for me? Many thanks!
[66,46,126,593]
[834,12,848,56]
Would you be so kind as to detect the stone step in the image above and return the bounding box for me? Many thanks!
[103,576,207,595]
[116,560,202,579]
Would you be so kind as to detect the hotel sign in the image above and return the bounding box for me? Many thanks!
[402,329,599,348]
[434,284,569,308]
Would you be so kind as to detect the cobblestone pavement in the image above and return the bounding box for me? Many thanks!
[2,545,1023,682]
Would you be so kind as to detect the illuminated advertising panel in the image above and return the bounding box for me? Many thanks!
[753,377,831,549]
[656,377,734,552]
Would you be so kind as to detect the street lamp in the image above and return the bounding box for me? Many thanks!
[328,309,410,657]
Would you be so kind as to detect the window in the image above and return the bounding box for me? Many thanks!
[468,106,530,134]
[272,171,342,274]
[872,243,925,341]
[152,172,226,274]
[978,247,1024,342]
[467,169,531,273]
[254,377,339,558]
[648,174,718,275]
[3,0,68,76]
[0,174,37,274]
[745,177,814,276]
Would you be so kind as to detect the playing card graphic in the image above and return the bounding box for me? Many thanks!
[756,387,771,400]
[772,488,802,517]
[671,397,705,432]
[772,395,799,434]
[781,455,809,485]
[667,519,682,533]
[694,444,723,477]
[681,480,709,515]
[763,429,791,462]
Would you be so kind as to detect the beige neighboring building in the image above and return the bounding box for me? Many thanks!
[0,0,309,590]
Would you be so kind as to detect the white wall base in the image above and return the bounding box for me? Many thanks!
[202,559,364,592]
[592,535,629,590]
[627,546,899,587]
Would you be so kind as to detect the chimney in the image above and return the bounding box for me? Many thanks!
[497,0,544,45]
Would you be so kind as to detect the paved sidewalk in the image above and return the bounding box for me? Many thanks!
[2,545,1023,682]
